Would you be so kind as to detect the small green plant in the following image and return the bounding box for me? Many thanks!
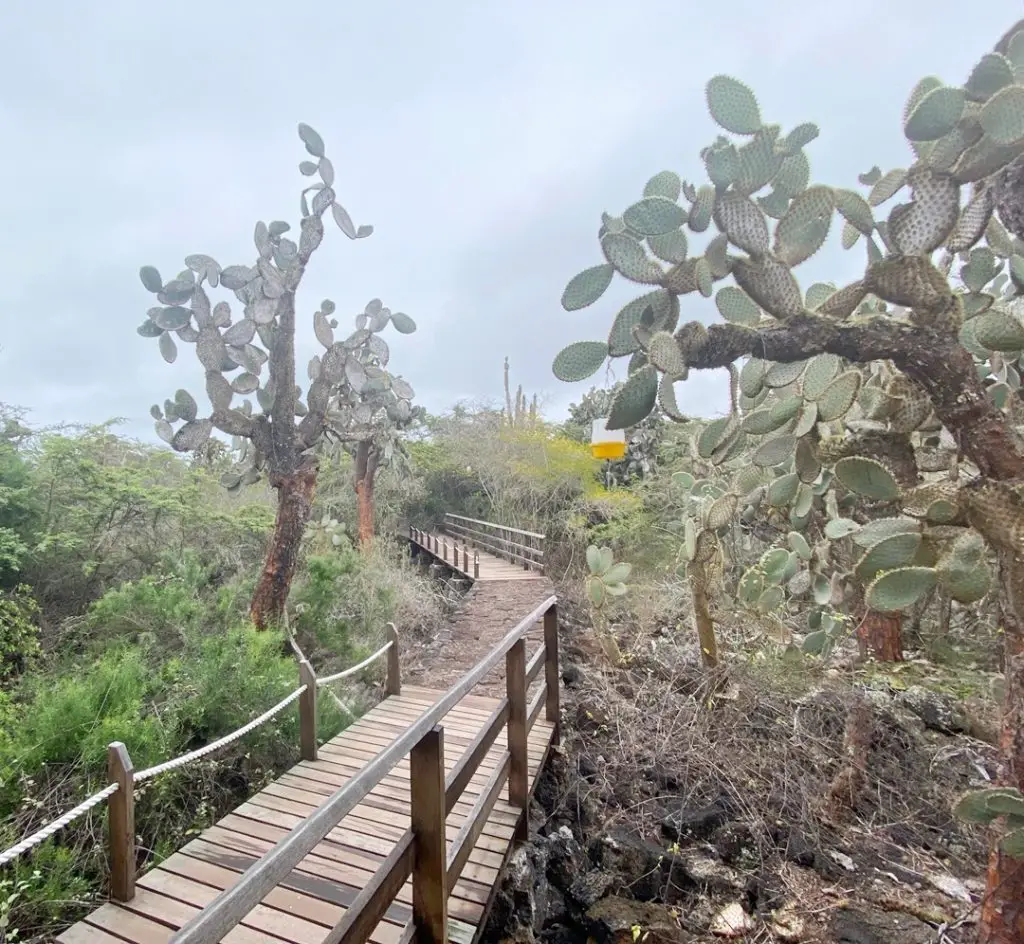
[955,787,1024,858]
[585,545,630,664]
[0,586,39,682]
[0,871,40,942]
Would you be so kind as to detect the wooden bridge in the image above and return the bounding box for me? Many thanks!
[3,516,558,944]
[405,513,545,582]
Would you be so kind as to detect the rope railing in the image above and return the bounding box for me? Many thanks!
[0,623,403,899]
[134,686,306,782]
[0,783,120,869]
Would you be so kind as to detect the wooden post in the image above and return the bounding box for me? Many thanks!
[299,659,317,762]
[544,604,561,745]
[462,544,468,571]
[107,742,135,902]
[506,638,528,841]
[442,538,448,562]
[410,726,447,944]
[385,623,401,696]
[474,552,480,579]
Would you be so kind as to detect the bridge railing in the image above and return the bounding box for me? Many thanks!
[443,513,545,573]
[0,626,401,904]
[169,595,560,944]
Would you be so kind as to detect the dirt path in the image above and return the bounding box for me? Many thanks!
[403,576,556,698]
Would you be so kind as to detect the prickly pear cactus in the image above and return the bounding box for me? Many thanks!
[552,23,1024,658]
[138,123,418,491]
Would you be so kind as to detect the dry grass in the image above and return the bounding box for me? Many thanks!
[542,595,999,940]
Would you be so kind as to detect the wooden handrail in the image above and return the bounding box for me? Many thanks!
[444,512,545,542]
[444,518,544,558]
[169,594,558,944]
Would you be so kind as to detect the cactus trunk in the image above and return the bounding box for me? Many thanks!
[249,466,318,630]
[688,561,719,668]
[979,554,1024,943]
[354,439,380,547]
[855,610,903,662]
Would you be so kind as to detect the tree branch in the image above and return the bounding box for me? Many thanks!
[682,313,1024,481]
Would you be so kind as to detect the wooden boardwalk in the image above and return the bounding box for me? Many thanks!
[407,514,546,583]
[53,592,561,944]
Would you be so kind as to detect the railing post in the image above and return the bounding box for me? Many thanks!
[107,742,135,902]
[462,543,468,572]
[299,659,318,762]
[385,623,401,696]
[474,552,480,580]
[410,726,447,944]
[544,604,561,745]
[442,537,449,562]
[506,638,528,842]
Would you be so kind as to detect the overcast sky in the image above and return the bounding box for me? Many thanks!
[0,1,1018,444]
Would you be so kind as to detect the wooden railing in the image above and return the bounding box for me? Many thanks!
[409,525,481,578]
[442,513,545,573]
[0,629,401,900]
[169,595,560,944]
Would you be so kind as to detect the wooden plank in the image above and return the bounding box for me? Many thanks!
[446,755,510,890]
[325,832,414,944]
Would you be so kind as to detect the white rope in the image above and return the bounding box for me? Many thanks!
[317,640,392,687]
[135,686,306,782]
[0,783,119,868]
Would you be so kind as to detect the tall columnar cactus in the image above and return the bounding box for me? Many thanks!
[138,124,416,627]
[552,22,1024,942]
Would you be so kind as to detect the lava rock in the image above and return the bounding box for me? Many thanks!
[830,904,933,943]
[569,870,616,908]
[586,896,693,943]
[662,794,733,842]
[898,685,969,735]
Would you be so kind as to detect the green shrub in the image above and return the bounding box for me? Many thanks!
[0,586,39,682]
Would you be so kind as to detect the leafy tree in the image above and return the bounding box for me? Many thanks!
[553,21,1024,941]
[136,124,416,628]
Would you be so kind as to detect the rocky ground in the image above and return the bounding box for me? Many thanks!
[482,607,1001,944]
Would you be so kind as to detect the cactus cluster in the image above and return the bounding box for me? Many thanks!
[138,123,417,491]
[552,26,1024,422]
[552,24,1024,649]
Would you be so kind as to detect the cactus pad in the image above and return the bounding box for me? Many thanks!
[601,235,664,284]
[647,332,686,376]
[833,456,900,500]
[774,186,835,266]
[972,309,1024,351]
[607,364,658,428]
[801,354,841,400]
[715,286,761,325]
[561,263,616,311]
[644,171,682,201]
[833,188,875,236]
[887,168,961,255]
[768,472,800,507]
[552,341,609,382]
[739,357,768,397]
[713,192,770,255]
[866,566,938,612]
[980,84,1024,145]
[705,494,739,531]
[732,256,805,320]
[904,86,966,142]
[868,169,908,207]
[773,152,811,199]
[705,75,762,135]
[753,434,797,468]
[608,291,678,356]
[817,370,863,422]
[947,184,995,252]
[648,229,690,265]
[855,532,923,583]
[623,197,689,237]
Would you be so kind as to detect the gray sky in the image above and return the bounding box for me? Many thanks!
[0,1,1018,444]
